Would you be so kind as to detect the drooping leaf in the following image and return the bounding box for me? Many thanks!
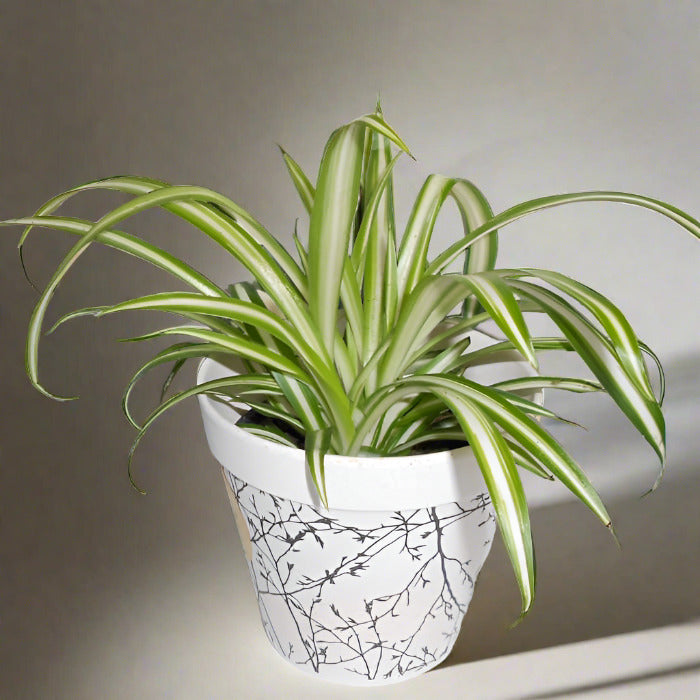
[351,375,612,533]
[509,280,666,472]
[121,342,235,428]
[428,191,700,276]
[397,175,456,301]
[438,390,535,616]
[127,375,281,491]
[19,184,327,400]
[491,376,603,394]
[450,180,498,316]
[501,268,655,401]
[4,215,226,297]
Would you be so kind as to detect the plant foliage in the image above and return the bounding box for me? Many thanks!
[6,103,699,616]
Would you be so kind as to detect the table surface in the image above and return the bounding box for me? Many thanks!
[3,361,699,699]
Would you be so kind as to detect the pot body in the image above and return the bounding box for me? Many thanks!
[219,469,495,685]
[197,337,537,685]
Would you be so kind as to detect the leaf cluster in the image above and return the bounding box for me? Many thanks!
[5,103,699,616]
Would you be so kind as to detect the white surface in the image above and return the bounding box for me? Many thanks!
[423,620,700,700]
[56,580,700,700]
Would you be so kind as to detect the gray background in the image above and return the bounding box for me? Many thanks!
[1,2,698,698]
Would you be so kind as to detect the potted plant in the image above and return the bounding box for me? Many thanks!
[4,103,698,685]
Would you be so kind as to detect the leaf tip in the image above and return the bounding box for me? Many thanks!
[607,522,621,550]
[563,417,587,431]
[507,605,532,630]
[130,480,147,496]
[128,440,148,495]
[34,382,79,402]
[642,462,665,497]
[18,246,41,293]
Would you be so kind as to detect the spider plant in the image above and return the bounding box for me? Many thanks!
[5,103,699,619]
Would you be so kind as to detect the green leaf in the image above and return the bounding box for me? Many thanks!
[92,292,319,363]
[387,426,465,453]
[438,390,535,616]
[378,273,537,386]
[127,325,312,380]
[160,357,187,402]
[491,376,603,394]
[639,339,666,405]
[307,122,365,358]
[402,311,492,368]
[272,372,325,430]
[356,113,413,158]
[279,146,315,214]
[379,396,446,451]
[414,336,472,375]
[292,224,309,274]
[509,280,666,470]
[121,342,233,428]
[384,410,554,482]
[227,282,294,359]
[361,137,399,380]
[240,398,305,433]
[503,268,655,401]
[485,387,581,427]
[503,439,554,480]
[351,375,612,534]
[18,184,327,399]
[450,180,498,316]
[239,423,300,448]
[452,180,499,274]
[121,318,355,451]
[339,257,365,363]
[457,336,573,367]
[342,152,403,370]
[428,190,700,276]
[397,175,456,301]
[3,216,226,297]
[347,335,392,403]
[16,175,308,298]
[306,427,333,508]
[127,375,280,492]
[396,177,499,306]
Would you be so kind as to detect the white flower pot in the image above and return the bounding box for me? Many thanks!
[197,333,538,686]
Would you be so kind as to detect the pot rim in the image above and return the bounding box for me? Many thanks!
[197,330,541,511]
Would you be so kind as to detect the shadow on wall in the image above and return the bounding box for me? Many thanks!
[443,351,700,668]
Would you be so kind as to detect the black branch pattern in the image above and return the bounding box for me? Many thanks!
[228,474,495,682]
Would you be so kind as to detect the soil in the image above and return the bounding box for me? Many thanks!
[237,409,468,455]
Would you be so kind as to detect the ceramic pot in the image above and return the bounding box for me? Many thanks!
[197,335,537,686]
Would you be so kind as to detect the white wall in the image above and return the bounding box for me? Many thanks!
[1,3,698,697]
[3,2,697,357]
